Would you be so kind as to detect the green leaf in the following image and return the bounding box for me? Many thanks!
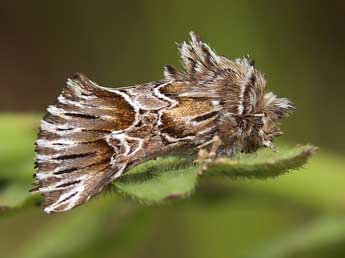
[113,145,316,204]
[114,156,199,203]
[204,145,317,179]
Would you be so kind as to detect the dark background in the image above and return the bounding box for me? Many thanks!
[0,1,345,258]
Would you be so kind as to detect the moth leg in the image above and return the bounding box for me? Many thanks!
[196,135,222,161]
[195,135,222,174]
[209,135,222,158]
[259,131,277,151]
[197,136,219,150]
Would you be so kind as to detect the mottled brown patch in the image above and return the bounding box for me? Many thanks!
[38,130,60,141]
[42,189,65,208]
[56,161,110,176]
[166,97,213,118]
[159,82,191,97]
[161,97,215,138]
[44,114,67,125]
[37,161,58,172]
[60,74,136,131]
[127,85,168,110]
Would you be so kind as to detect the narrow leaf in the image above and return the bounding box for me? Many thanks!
[114,156,198,203]
[204,145,317,179]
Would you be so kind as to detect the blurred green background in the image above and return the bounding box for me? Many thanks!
[0,1,344,258]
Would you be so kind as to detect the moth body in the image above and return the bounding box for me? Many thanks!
[33,32,294,213]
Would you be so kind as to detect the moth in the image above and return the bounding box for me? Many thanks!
[33,32,294,213]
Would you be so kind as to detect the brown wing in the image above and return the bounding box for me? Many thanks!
[158,82,220,143]
[33,73,136,213]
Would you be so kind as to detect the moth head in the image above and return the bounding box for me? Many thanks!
[216,58,294,153]
[239,91,295,153]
